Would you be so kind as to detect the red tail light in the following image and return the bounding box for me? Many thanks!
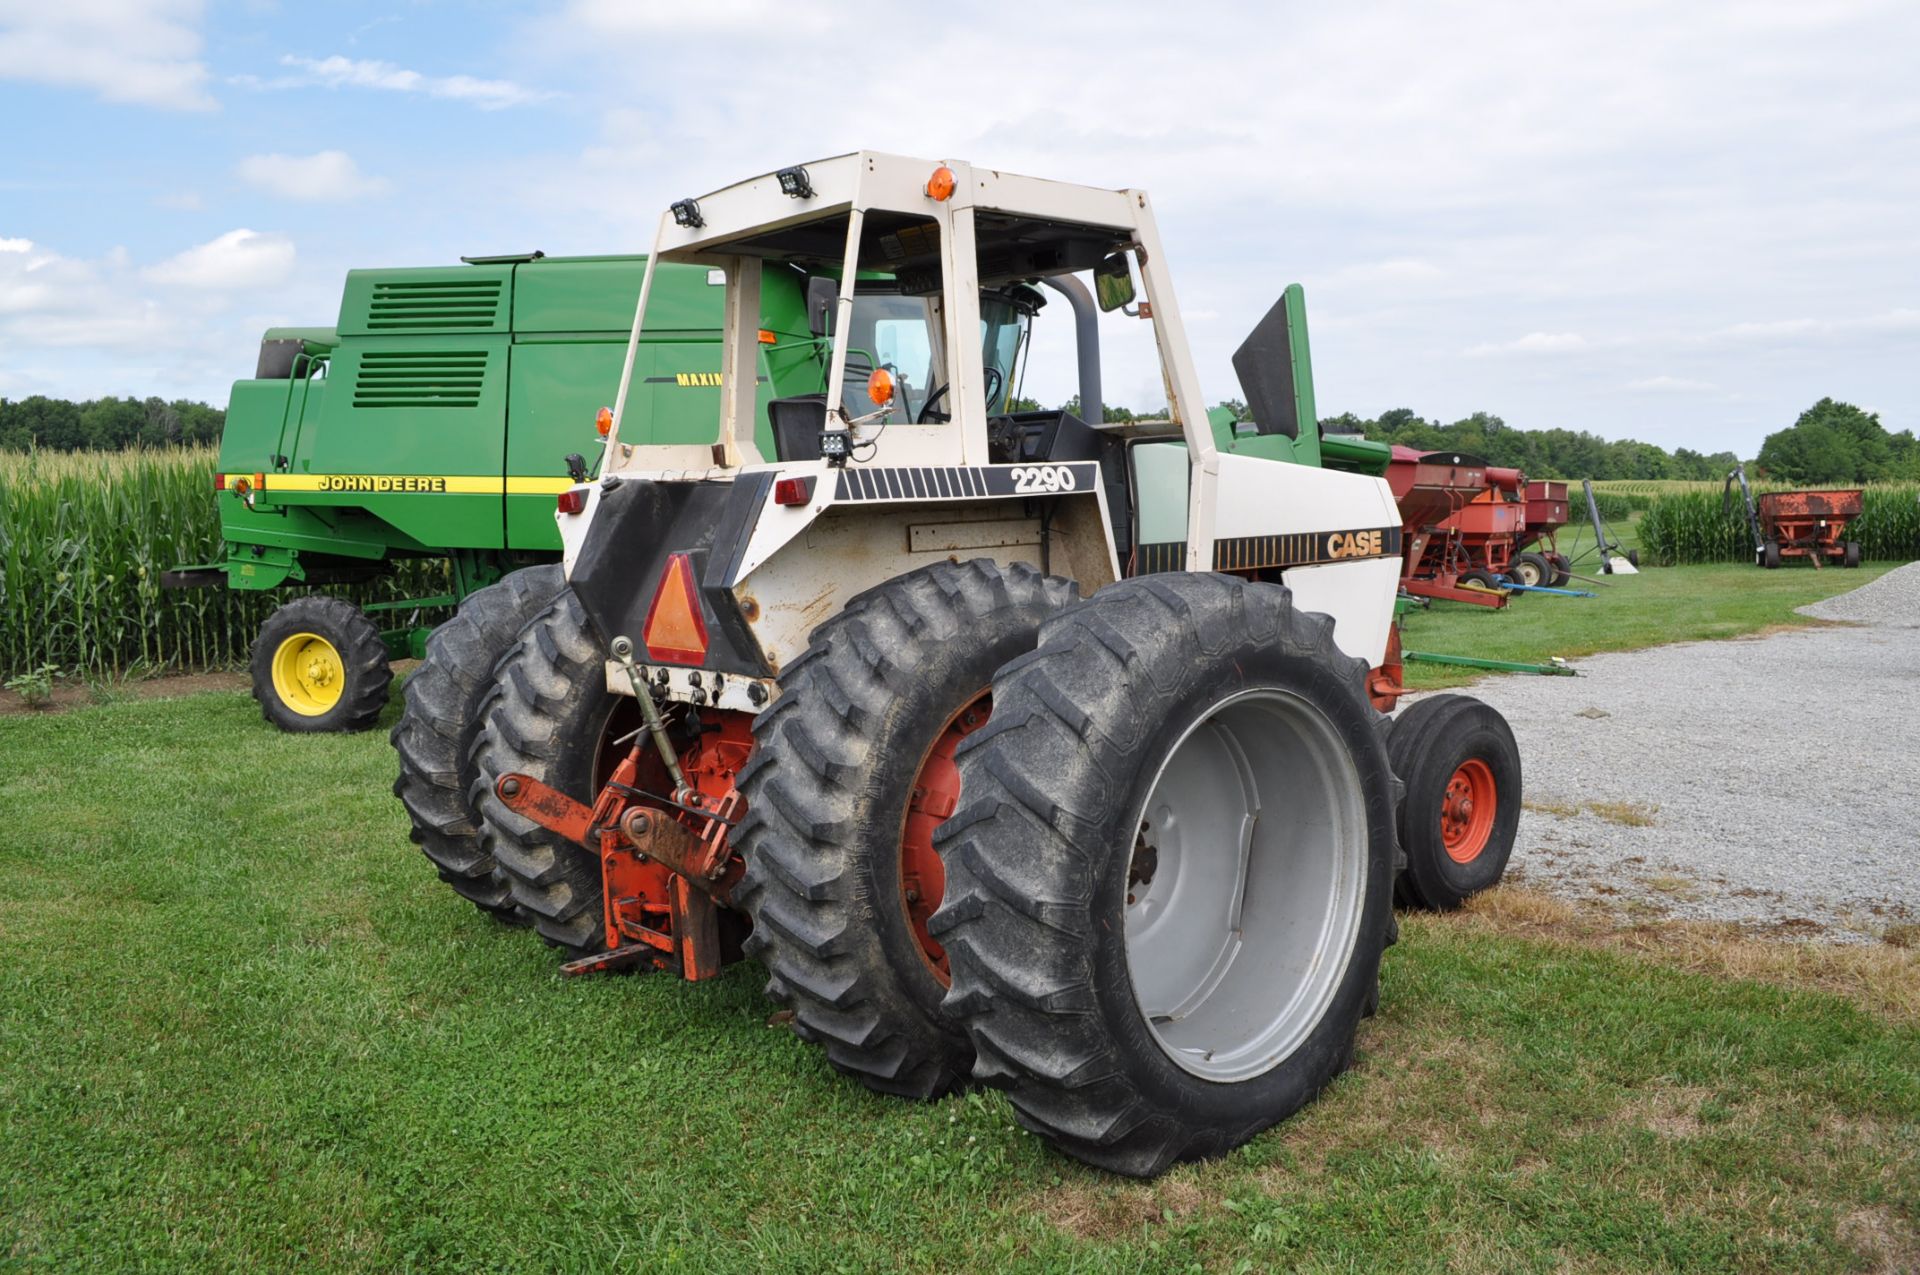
[557,488,587,515]
[773,476,815,506]
[643,553,708,664]
[214,473,227,490]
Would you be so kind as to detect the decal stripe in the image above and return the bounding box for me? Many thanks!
[1209,526,1403,571]
[822,463,1101,504]
[241,473,576,495]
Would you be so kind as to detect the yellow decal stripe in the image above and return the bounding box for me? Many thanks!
[253,474,578,496]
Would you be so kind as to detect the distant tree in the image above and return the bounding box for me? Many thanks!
[0,395,224,451]
[1756,398,1894,483]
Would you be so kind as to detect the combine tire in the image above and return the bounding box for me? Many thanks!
[1844,540,1862,569]
[1512,552,1552,588]
[733,559,1076,1100]
[249,596,391,733]
[932,574,1397,1176]
[1387,694,1521,911]
[469,591,627,958]
[1547,552,1572,588]
[392,565,566,922]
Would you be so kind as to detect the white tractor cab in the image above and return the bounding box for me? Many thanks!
[477,152,1522,1178]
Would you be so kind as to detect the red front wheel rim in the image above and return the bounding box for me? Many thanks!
[1440,757,1498,864]
[898,692,990,984]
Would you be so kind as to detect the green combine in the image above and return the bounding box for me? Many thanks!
[168,253,822,730]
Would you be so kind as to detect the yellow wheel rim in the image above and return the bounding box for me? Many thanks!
[270,631,346,716]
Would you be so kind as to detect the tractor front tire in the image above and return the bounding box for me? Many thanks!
[733,559,1077,1101]
[392,565,566,923]
[1388,694,1521,911]
[1513,552,1551,588]
[249,596,391,733]
[469,591,623,958]
[932,574,1398,1177]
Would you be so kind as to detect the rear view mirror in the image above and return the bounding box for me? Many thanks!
[806,276,838,337]
[1094,253,1136,312]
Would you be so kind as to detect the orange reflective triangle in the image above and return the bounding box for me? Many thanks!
[643,552,709,664]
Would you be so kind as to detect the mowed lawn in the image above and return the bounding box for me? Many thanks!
[1402,556,1902,690]
[0,564,1915,1272]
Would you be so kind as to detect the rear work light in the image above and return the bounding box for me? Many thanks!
[773,476,815,506]
[643,552,708,665]
[557,488,587,515]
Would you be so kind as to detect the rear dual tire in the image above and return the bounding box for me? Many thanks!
[392,565,566,922]
[932,573,1398,1177]
[733,559,1077,1100]
[469,590,627,958]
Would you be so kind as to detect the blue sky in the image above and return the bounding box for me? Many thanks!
[2,0,1916,457]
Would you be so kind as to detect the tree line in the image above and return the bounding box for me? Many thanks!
[7,390,1909,488]
[0,396,226,452]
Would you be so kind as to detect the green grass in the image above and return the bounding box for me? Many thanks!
[1401,557,1903,690]
[2,690,1916,1272]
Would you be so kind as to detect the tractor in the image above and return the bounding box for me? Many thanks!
[399,153,1523,1177]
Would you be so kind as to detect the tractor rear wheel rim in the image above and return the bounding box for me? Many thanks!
[1124,688,1367,1082]
[899,691,990,984]
[270,632,344,716]
[1440,758,1498,864]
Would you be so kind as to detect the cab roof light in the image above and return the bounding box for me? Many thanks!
[925,166,956,202]
[642,552,709,665]
[776,165,814,199]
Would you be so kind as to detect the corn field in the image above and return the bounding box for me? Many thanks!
[1637,481,1920,565]
[1,447,446,679]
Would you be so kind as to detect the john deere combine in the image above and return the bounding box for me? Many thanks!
[168,253,825,731]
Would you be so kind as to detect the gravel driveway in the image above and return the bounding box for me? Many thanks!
[1435,561,1920,940]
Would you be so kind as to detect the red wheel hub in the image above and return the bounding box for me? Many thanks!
[900,692,989,984]
[1440,757,1497,864]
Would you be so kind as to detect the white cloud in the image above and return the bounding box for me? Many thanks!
[237,150,388,202]
[1628,375,1716,393]
[237,54,550,110]
[1466,332,1588,356]
[0,0,214,110]
[0,237,31,253]
[143,229,295,289]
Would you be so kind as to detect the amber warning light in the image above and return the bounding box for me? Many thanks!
[595,406,614,436]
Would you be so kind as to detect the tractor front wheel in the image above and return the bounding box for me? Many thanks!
[392,565,565,923]
[1387,694,1521,911]
[733,559,1077,1100]
[932,574,1397,1176]
[249,596,391,732]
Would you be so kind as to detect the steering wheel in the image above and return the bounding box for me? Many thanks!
[916,365,1005,424]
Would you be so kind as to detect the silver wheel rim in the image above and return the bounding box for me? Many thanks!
[1124,687,1367,1082]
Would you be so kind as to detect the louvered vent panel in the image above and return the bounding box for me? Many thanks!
[351,350,489,408]
[366,279,503,330]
